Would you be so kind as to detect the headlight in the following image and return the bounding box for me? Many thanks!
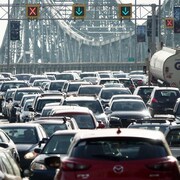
[24,151,38,160]
[30,162,47,171]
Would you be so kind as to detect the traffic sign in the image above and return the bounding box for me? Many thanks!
[26,4,40,19]
[119,4,132,19]
[165,18,174,28]
[128,57,135,62]
[72,4,86,19]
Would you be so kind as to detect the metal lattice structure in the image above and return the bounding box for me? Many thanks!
[0,0,147,65]
[0,0,179,73]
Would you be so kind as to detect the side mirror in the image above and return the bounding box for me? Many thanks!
[38,137,49,147]
[34,147,42,154]
[44,156,61,169]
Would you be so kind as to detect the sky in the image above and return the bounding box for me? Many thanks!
[0,0,165,45]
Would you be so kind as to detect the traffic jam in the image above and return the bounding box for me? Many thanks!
[0,48,180,179]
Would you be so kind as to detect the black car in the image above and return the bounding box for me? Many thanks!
[146,87,180,117]
[0,123,48,176]
[29,130,80,180]
[106,99,151,127]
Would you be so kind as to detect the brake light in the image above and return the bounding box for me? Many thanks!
[152,98,158,103]
[62,161,91,171]
[129,85,135,89]
[146,160,178,172]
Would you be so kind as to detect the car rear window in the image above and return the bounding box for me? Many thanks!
[155,90,179,100]
[71,137,168,161]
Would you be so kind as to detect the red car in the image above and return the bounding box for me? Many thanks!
[47,128,180,180]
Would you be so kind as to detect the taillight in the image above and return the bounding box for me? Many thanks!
[152,98,158,103]
[62,161,91,171]
[130,85,135,89]
[146,160,178,171]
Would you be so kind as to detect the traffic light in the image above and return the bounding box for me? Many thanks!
[165,18,174,28]
[119,4,132,19]
[174,7,180,33]
[10,21,20,41]
[72,4,86,19]
[26,4,40,19]
[147,15,158,37]
[137,25,146,42]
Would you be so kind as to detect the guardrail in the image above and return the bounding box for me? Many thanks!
[0,62,145,74]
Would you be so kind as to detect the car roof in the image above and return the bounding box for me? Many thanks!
[52,129,82,135]
[73,128,165,141]
[65,96,98,100]
[51,105,93,113]
[15,87,42,91]
[112,94,141,98]
[0,123,42,128]
[153,87,180,91]
[112,99,144,103]
[31,120,69,124]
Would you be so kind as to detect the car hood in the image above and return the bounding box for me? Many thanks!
[16,144,38,152]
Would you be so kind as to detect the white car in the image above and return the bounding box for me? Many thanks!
[19,99,34,122]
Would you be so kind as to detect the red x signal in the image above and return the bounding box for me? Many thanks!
[26,4,40,19]
[165,18,174,28]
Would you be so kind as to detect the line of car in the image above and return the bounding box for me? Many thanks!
[0,70,180,179]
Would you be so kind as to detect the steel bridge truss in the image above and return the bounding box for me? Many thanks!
[0,0,149,66]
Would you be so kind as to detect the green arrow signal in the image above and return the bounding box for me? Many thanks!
[76,7,83,16]
[119,4,132,18]
[122,7,129,16]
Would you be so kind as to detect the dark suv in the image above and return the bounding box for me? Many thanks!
[147,87,180,117]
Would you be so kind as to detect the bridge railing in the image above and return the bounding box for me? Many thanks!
[0,62,145,74]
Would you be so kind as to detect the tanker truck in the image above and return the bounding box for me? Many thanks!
[150,47,180,88]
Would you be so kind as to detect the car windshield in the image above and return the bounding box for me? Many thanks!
[56,113,96,129]
[49,82,65,90]
[42,134,75,154]
[40,123,68,137]
[101,89,131,99]
[65,100,103,114]
[14,90,42,101]
[36,99,62,113]
[78,87,101,95]
[71,137,167,161]
[111,101,146,111]
[1,127,38,144]
[1,82,28,91]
